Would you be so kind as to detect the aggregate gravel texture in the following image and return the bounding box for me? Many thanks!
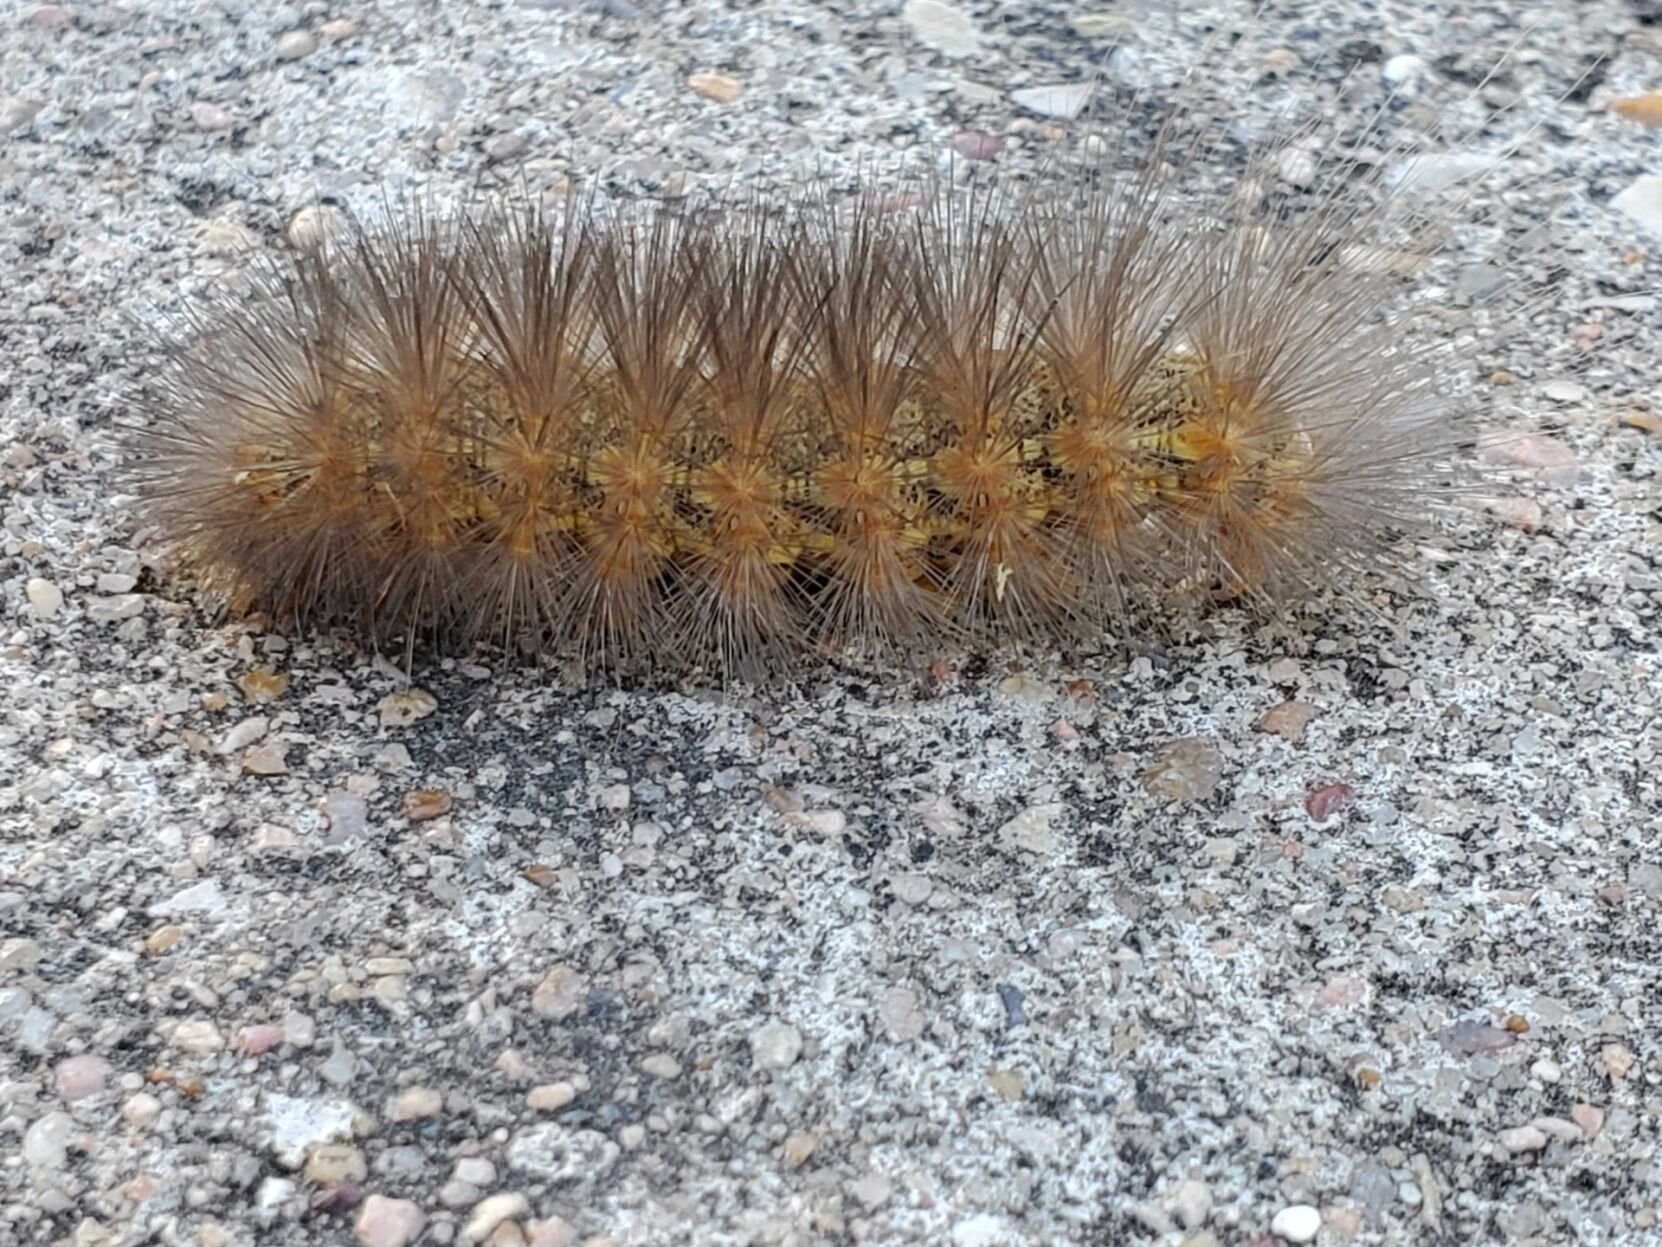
[3,1,1662,1245]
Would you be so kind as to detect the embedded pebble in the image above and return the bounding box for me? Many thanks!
[1382,53,1429,86]
[275,30,317,60]
[1141,739,1223,801]
[1602,1044,1635,1079]
[532,965,587,1018]
[527,1081,576,1111]
[385,1086,443,1121]
[305,1142,368,1184]
[881,986,927,1042]
[377,689,437,727]
[54,1054,111,1102]
[750,1020,803,1070]
[286,203,349,248]
[462,1192,530,1243]
[25,577,63,617]
[1258,700,1315,743]
[1269,1204,1321,1242]
[687,72,741,103]
[122,1091,163,1128]
[172,1019,225,1054]
[355,1195,425,1247]
[1572,1104,1605,1138]
[23,1111,74,1167]
[1500,1125,1548,1154]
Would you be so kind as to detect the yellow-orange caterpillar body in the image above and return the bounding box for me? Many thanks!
[126,136,1461,678]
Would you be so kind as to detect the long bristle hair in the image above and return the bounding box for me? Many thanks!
[126,123,1471,681]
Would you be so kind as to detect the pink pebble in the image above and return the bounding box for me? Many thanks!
[236,1024,285,1056]
[1305,782,1356,824]
[55,1055,112,1102]
[950,131,1004,161]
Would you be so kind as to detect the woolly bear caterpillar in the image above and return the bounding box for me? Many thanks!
[122,71,1559,681]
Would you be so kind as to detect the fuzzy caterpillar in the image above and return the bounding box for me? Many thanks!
[125,131,1472,680]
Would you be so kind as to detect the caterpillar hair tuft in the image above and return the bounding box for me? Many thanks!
[124,120,1500,680]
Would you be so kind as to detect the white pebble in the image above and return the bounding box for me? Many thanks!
[454,1157,497,1187]
[25,577,63,617]
[1499,1124,1548,1153]
[750,1020,803,1070]
[122,1092,162,1128]
[1382,53,1428,87]
[173,1019,224,1054]
[462,1192,530,1244]
[23,1111,74,1167]
[1270,1204,1321,1243]
[1277,148,1317,189]
[275,30,317,60]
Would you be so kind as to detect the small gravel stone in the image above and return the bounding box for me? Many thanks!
[484,132,529,162]
[355,1195,425,1247]
[287,204,349,248]
[173,1019,225,1055]
[527,1082,576,1111]
[1382,53,1429,86]
[54,1055,111,1102]
[384,1086,443,1121]
[23,1111,74,1167]
[189,101,233,131]
[122,1092,162,1128]
[1277,148,1317,188]
[305,1142,368,1185]
[1500,1125,1549,1154]
[531,965,587,1019]
[751,1020,803,1070]
[275,30,317,60]
[1,937,42,968]
[881,986,927,1042]
[25,577,63,617]
[243,743,288,775]
[455,1157,497,1187]
[640,1053,681,1079]
[950,131,1002,161]
[1258,700,1316,743]
[1532,1116,1583,1144]
[377,689,437,727]
[1141,738,1224,802]
[1602,1043,1635,1079]
[1269,1204,1321,1242]
[687,72,741,103]
[462,1193,530,1244]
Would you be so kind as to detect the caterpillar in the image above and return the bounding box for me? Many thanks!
[124,114,1507,681]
